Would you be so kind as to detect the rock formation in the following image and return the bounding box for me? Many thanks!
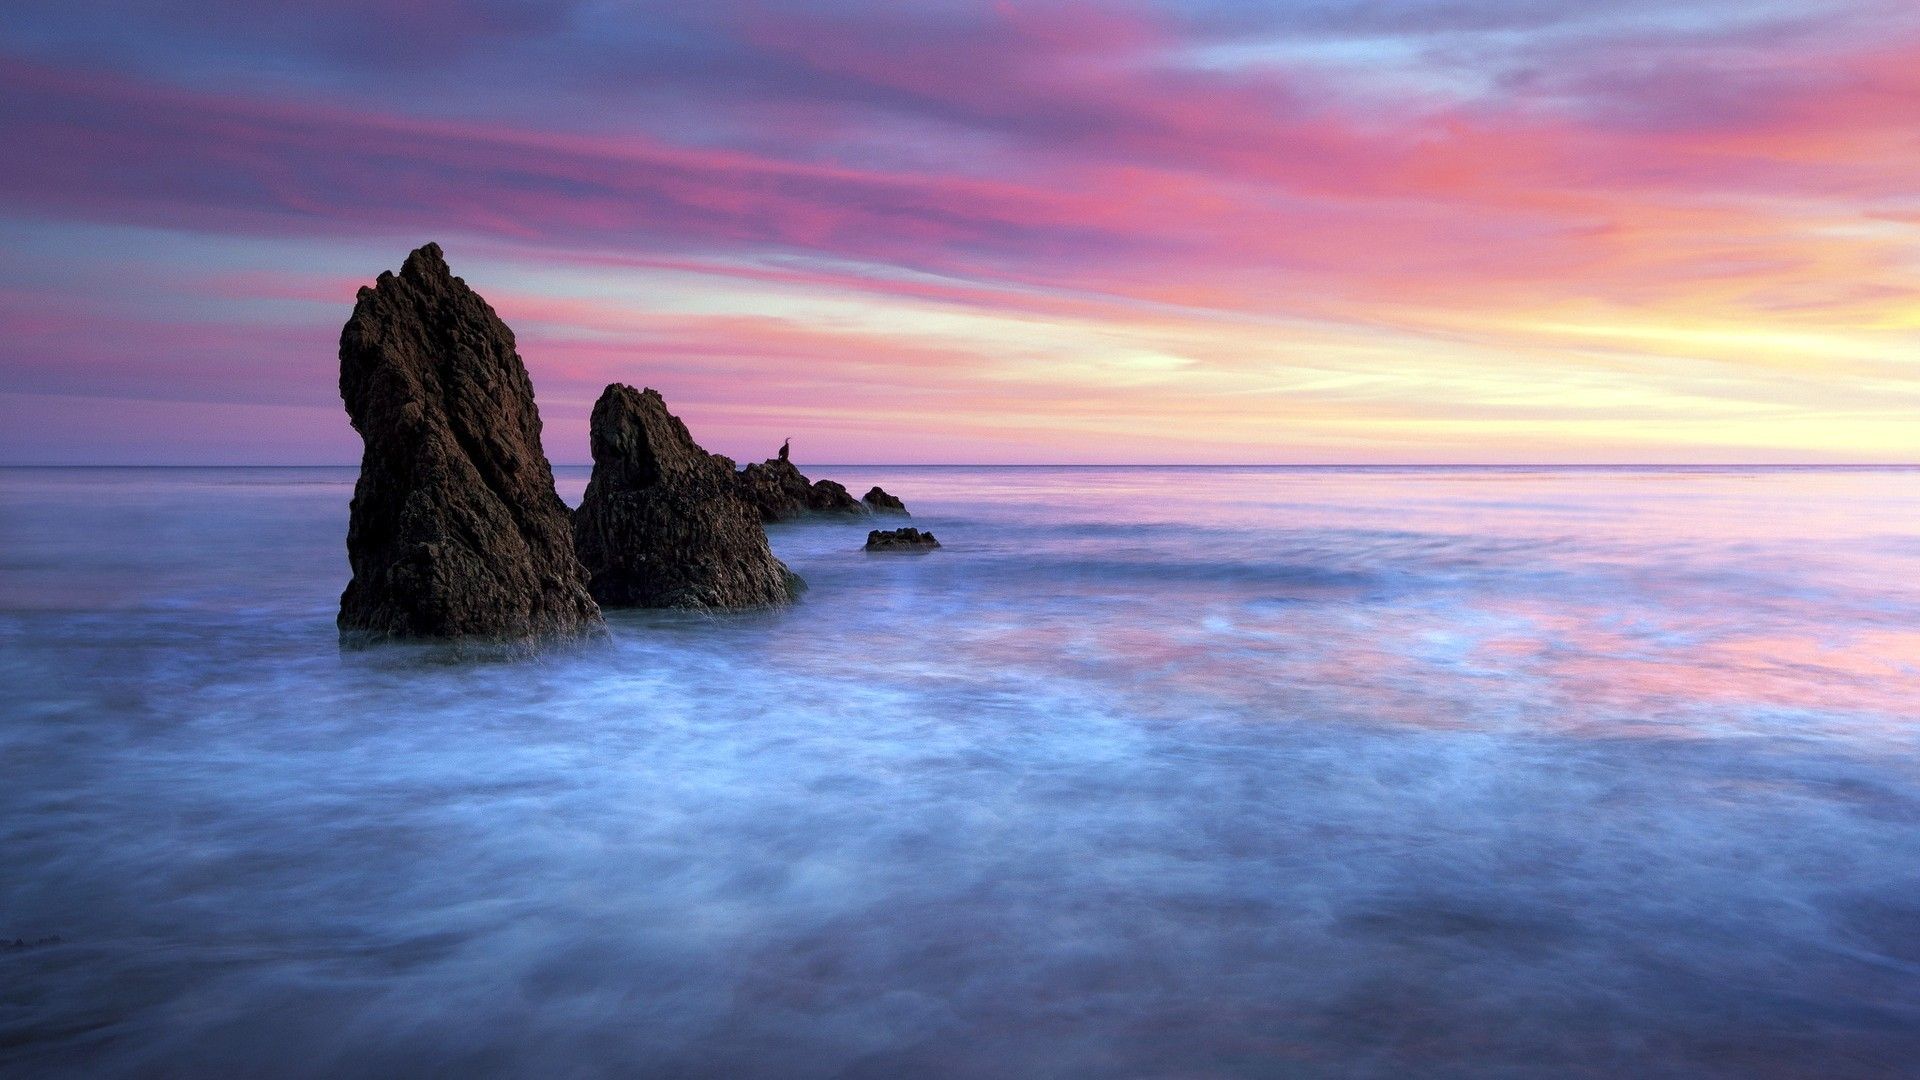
[866,527,941,551]
[736,447,867,522]
[337,243,602,641]
[573,385,802,609]
[862,486,909,514]
[807,479,864,513]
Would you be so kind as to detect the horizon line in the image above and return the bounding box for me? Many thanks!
[4,462,1919,470]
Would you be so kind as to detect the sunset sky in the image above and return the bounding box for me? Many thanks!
[3,1,1918,464]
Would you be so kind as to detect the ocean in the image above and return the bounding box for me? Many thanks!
[3,465,1918,1077]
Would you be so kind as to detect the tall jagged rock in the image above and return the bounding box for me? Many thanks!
[337,243,602,641]
[736,446,868,522]
[574,385,802,609]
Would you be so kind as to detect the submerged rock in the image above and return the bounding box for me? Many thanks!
[862,486,909,514]
[337,243,602,641]
[736,448,867,522]
[574,385,802,609]
[866,527,940,551]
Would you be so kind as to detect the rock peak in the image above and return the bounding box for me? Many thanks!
[338,245,601,641]
[587,384,705,487]
[399,242,449,282]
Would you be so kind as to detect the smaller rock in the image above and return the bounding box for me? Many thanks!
[573,384,802,610]
[808,479,864,514]
[862,486,909,514]
[737,449,867,521]
[866,527,940,551]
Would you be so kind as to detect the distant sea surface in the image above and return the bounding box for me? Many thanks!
[4,465,1919,1078]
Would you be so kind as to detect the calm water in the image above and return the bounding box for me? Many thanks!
[3,465,1920,1078]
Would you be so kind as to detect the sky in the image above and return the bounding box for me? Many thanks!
[2,1,1918,464]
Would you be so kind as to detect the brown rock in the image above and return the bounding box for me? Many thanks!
[337,243,602,641]
[574,385,802,609]
[862,486,909,514]
[865,527,940,551]
[736,449,867,522]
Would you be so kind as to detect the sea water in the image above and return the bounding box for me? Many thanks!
[2,465,1918,1078]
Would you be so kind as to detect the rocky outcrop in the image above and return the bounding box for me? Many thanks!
[337,243,602,641]
[736,444,867,522]
[573,385,802,609]
[807,479,863,513]
[862,486,909,514]
[866,527,941,551]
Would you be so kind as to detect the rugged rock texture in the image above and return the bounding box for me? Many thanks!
[808,479,863,513]
[574,385,802,609]
[866,527,941,551]
[862,486,909,514]
[736,449,867,522]
[338,243,602,641]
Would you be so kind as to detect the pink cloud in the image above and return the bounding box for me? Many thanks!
[3,3,1919,463]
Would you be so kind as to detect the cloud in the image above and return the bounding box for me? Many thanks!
[1,0,1917,462]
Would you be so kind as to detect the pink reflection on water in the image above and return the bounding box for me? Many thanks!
[803,465,1920,744]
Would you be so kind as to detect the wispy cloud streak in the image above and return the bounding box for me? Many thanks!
[1,1,1916,462]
